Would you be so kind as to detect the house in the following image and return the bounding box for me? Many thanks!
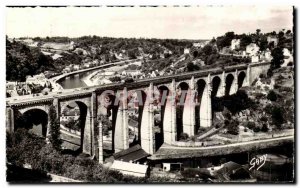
[6,82,17,91]
[246,43,259,56]
[73,65,80,71]
[150,70,159,78]
[264,49,272,61]
[121,70,142,78]
[83,62,91,68]
[110,160,149,177]
[184,48,190,54]
[212,161,252,181]
[162,163,183,172]
[251,55,259,63]
[282,48,293,67]
[113,144,150,163]
[21,38,39,47]
[267,36,278,47]
[231,39,240,50]
[63,67,71,73]
[41,41,75,51]
[26,73,47,86]
[52,53,62,60]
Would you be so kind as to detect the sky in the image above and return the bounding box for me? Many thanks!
[6,6,294,40]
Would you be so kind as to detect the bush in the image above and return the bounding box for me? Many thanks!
[261,124,269,132]
[267,90,277,101]
[7,130,155,183]
[260,116,268,122]
[179,133,189,140]
[254,93,265,100]
[246,122,256,130]
[267,68,273,78]
[253,126,261,132]
[264,104,274,114]
[259,73,265,79]
[190,136,196,142]
[197,127,207,134]
[271,106,285,129]
[227,119,239,135]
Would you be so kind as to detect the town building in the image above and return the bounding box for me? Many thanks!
[246,43,260,56]
[282,48,294,66]
[121,70,142,78]
[110,160,149,177]
[112,144,150,163]
[267,36,278,47]
[231,39,240,50]
[26,73,48,86]
[184,48,190,54]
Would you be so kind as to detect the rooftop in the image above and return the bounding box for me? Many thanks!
[113,144,150,162]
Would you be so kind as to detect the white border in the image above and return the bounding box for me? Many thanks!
[0,0,299,187]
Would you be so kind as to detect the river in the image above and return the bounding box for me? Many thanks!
[57,69,98,89]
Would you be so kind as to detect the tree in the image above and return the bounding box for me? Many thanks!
[216,31,235,49]
[261,124,269,132]
[202,44,213,56]
[240,34,252,50]
[271,47,284,69]
[267,90,277,101]
[256,29,261,35]
[259,36,269,51]
[271,106,285,129]
[49,105,61,150]
[227,119,239,135]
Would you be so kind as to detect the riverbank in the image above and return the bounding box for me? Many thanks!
[82,60,142,86]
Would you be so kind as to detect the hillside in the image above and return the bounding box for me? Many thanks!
[6,39,55,81]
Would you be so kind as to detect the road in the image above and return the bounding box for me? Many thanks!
[160,135,294,150]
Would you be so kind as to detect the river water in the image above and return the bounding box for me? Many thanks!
[57,69,98,89]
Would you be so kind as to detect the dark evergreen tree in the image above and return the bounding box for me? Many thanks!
[49,105,61,150]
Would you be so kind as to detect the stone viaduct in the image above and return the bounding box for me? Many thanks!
[6,62,270,163]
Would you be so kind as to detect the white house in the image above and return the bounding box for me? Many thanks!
[26,73,47,86]
[251,56,259,63]
[184,48,190,54]
[52,54,63,60]
[282,48,293,67]
[246,43,260,56]
[73,65,80,71]
[231,39,240,50]
[110,160,149,177]
[121,70,142,78]
[267,36,278,47]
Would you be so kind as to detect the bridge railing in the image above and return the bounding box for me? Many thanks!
[6,61,270,106]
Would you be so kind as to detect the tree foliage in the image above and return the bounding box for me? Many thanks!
[49,105,62,150]
[6,40,55,81]
[271,47,284,69]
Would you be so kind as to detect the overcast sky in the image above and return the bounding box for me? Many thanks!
[6,6,293,40]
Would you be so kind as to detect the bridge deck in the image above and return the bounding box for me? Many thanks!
[6,62,270,107]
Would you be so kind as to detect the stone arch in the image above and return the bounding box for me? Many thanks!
[18,105,49,115]
[99,91,118,152]
[60,100,88,153]
[176,82,190,140]
[127,89,147,147]
[238,71,246,89]
[15,108,48,137]
[211,76,221,98]
[156,85,170,150]
[195,79,206,133]
[225,73,234,96]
